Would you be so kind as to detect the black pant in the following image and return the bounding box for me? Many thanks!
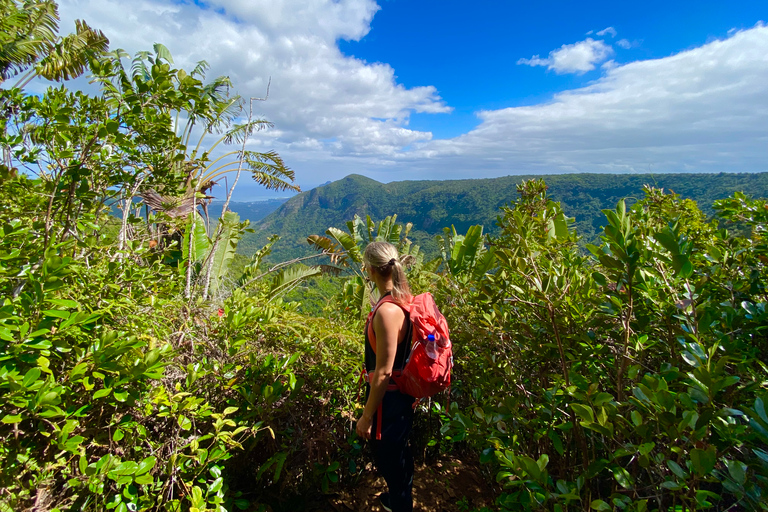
[370,389,415,512]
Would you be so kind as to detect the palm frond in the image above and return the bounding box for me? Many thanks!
[245,151,300,192]
[190,60,210,78]
[223,119,273,145]
[130,50,151,81]
[36,19,108,82]
[140,189,198,218]
[267,264,322,301]
[0,0,59,81]
[202,75,233,101]
[206,95,244,133]
[236,234,279,287]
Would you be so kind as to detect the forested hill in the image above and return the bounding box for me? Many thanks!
[243,172,768,260]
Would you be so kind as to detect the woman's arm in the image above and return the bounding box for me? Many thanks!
[356,303,406,439]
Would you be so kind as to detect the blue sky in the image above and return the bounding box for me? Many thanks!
[56,0,768,200]
[339,0,767,138]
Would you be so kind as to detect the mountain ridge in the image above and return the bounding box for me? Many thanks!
[241,172,768,261]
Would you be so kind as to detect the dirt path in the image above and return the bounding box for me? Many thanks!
[328,456,496,512]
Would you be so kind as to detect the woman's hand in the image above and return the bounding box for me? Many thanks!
[356,413,373,439]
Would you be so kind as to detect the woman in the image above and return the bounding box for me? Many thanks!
[355,241,415,512]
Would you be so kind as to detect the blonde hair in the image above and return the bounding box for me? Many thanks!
[363,241,412,304]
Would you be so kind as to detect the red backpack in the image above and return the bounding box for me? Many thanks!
[368,293,452,399]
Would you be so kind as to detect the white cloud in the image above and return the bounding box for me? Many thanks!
[617,38,633,49]
[518,38,614,74]
[55,0,450,193]
[406,24,768,178]
[46,4,768,196]
[596,26,617,37]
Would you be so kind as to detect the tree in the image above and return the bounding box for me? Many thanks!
[308,214,430,323]
[0,0,108,87]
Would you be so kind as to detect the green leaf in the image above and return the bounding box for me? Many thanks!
[110,461,138,477]
[548,430,564,455]
[267,264,322,302]
[1,414,23,424]
[46,298,79,308]
[726,459,746,485]
[612,467,633,489]
[178,415,192,430]
[637,442,655,456]
[593,392,613,406]
[553,214,569,240]
[208,211,242,295]
[592,271,607,287]
[518,455,541,480]
[667,460,686,479]
[134,474,153,485]
[209,477,223,494]
[64,435,84,452]
[753,448,768,465]
[93,388,112,399]
[695,490,720,507]
[326,227,362,263]
[691,446,716,476]
[113,390,129,402]
[571,403,595,422]
[591,499,611,511]
[755,398,768,424]
[182,213,210,263]
[42,309,70,319]
[633,387,651,402]
[654,232,680,255]
[153,43,174,63]
[191,486,204,508]
[22,368,42,388]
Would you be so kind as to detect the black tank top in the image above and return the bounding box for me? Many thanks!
[364,293,412,374]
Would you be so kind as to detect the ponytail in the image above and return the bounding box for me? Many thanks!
[363,242,412,304]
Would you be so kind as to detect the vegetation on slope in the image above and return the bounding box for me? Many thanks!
[246,172,768,262]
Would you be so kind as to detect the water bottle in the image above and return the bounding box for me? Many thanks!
[425,333,439,359]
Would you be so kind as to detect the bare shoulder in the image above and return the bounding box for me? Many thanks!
[375,302,406,324]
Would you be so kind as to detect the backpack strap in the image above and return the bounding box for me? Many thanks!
[366,295,411,353]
